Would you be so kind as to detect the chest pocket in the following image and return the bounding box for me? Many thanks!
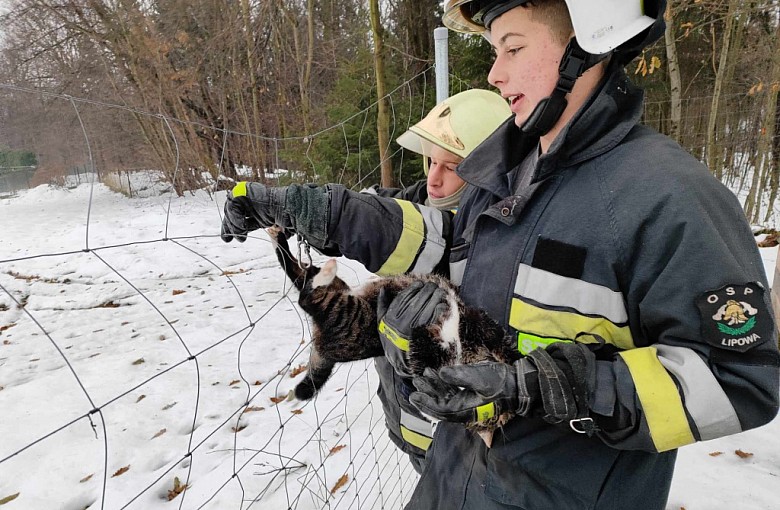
[509,238,635,353]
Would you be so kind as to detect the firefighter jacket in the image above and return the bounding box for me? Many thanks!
[318,68,780,509]
[366,179,436,471]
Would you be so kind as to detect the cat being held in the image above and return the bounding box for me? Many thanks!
[266,226,519,438]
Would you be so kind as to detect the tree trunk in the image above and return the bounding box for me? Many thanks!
[240,0,264,175]
[301,0,315,133]
[706,0,738,180]
[762,21,780,223]
[664,0,682,143]
[370,0,394,187]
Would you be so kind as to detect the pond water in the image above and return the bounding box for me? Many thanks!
[0,167,35,196]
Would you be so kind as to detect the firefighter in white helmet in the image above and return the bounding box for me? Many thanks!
[220,1,778,507]
[386,1,777,509]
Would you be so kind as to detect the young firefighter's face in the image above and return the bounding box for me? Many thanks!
[487,6,569,128]
[427,144,465,200]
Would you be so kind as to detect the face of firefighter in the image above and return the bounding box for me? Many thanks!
[427,144,465,200]
[486,6,604,150]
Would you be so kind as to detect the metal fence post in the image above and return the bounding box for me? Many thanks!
[434,27,449,104]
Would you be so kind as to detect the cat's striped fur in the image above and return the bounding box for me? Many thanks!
[266,227,519,433]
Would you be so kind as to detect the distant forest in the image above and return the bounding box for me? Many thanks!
[0,1,779,222]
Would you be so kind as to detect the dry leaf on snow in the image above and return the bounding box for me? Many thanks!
[290,364,307,377]
[167,477,188,501]
[0,493,19,505]
[329,445,347,456]
[331,474,349,494]
[112,465,130,477]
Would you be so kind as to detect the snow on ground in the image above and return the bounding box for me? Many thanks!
[0,180,779,509]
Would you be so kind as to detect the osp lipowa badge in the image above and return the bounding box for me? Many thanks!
[696,282,769,352]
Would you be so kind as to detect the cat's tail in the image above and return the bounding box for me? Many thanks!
[294,347,337,400]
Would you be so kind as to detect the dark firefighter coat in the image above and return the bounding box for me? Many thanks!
[365,179,437,471]
[316,68,780,509]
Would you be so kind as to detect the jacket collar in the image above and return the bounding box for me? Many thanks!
[456,68,645,197]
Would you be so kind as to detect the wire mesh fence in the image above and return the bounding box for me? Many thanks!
[0,76,430,509]
[1,70,779,509]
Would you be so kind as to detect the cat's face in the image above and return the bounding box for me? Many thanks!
[300,259,350,306]
[309,259,338,289]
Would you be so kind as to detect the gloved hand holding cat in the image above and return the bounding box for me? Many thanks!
[378,284,599,433]
[410,343,597,432]
[377,281,451,378]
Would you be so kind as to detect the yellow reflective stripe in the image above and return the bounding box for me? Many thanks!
[378,319,409,351]
[619,347,695,452]
[377,199,425,276]
[475,402,495,422]
[232,181,248,197]
[400,426,433,451]
[656,345,741,440]
[517,332,571,355]
[509,298,636,350]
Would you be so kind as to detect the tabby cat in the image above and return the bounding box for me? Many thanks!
[266,226,519,433]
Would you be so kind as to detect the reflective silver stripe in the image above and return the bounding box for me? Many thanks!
[656,344,742,440]
[514,264,628,323]
[400,409,433,438]
[410,204,447,275]
[449,259,467,286]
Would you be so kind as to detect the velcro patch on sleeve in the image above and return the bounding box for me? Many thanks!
[696,283,772,352]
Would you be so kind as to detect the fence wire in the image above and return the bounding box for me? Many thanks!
[0,73,430,510]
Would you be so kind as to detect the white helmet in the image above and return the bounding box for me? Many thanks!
[443,0,665,62]
[396,89,511,161]
[441,0,666,136]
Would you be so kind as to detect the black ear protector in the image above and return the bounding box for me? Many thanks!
[521,38,607,137]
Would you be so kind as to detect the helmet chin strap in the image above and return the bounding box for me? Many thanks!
[521,38,606,137]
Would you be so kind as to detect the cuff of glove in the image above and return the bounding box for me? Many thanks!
[514,359,539,416]
[285,184,330,249]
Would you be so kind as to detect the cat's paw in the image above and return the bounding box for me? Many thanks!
[265,225,285,247]
[294,379,318,400]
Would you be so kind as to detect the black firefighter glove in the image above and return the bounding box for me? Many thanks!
[410,342,597,433]
[220,181,329,248]
[377,281,450,378]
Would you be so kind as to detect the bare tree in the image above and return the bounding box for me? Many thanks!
[369,0,393,187]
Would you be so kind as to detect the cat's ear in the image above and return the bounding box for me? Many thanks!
[311,259,338,288]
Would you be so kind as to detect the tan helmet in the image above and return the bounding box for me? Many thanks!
[396,89,511,162]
